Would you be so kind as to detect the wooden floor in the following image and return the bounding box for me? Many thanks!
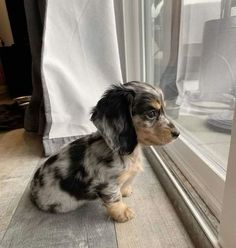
[0,129,194,248]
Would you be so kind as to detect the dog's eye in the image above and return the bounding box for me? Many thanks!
[146,110,158,120]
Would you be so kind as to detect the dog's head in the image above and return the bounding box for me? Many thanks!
[91,81,180,155]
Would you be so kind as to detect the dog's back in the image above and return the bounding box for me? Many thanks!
[30,132,124,213]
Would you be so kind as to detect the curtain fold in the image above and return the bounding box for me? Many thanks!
[24,0,45,135]
[24,0,125,156]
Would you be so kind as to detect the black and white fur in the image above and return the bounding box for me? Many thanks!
[30,82,179,221]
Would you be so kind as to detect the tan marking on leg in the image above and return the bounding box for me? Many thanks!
[106,201,134,223]
[118,146,142,198]
[118,157,142,182]
[118,161,142,198]
[117,161,142,187]
[121,185,133,197]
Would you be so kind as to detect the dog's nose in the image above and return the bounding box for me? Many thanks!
[171,130,180,138]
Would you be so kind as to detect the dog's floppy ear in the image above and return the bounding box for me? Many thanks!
[90,84,137,155]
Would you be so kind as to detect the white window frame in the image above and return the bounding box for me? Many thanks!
[122,0,236,247]
[219,105,236,248]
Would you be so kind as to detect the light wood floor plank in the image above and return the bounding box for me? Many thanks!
[115,156,194,248]
[0,129,42,241]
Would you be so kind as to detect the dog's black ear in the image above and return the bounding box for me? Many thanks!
[91,84,137,155]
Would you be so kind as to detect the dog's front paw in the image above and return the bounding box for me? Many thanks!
[112,206,135,223]
[121,186,133,197]
[107,202,135,223]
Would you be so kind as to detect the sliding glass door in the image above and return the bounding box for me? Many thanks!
[122,0,236,246]
[142,0,236,217]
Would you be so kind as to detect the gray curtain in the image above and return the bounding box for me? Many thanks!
[24,0,45,135]
[24,0,125,156]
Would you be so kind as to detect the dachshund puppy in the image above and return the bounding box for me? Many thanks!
[30,81,180,222]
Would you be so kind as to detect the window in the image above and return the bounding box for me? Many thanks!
[143,0,236,215]
[122,0,236,246]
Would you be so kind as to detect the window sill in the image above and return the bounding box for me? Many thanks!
[144,146,221,248]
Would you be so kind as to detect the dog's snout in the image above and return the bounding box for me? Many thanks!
[168,122,180,138]
[171,130,180,138]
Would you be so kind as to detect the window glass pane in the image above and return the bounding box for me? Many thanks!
[144,0,236,171]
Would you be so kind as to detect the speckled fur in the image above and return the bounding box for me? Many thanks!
[30,81,179,222]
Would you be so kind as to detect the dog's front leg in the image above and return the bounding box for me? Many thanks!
[119,160,142,197]
[120,172,137,197]
[99,185,134,223]
[106,200,134,223]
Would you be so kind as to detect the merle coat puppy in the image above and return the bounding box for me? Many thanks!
[30,81,180,222]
